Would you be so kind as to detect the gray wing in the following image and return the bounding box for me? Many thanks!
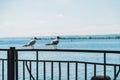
[45,39,59,46]
[27,40,36,46]
[52,40,59,45]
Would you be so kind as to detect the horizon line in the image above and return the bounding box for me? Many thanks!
[0,33,120,38]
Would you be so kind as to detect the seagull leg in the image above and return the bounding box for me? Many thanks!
[31,46,34,49]
[56,45,57,49]
[54,45,57,49]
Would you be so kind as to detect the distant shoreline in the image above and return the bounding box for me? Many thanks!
[0,34,120,40]
[40,36,120,40]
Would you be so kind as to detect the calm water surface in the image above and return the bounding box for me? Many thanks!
[0,38,120,80]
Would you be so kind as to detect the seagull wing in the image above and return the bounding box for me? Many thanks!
[45,39,59,46]
[27,40,36,46]
[52,39,59,45]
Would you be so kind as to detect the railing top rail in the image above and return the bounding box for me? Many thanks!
[16,49,120,54]
[0,49,9,51]
[0,48,120,54]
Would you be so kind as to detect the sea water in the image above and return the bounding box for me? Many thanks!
[0,37,120,80]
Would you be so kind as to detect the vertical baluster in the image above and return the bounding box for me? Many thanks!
[43,62,46,80]
[67,62,70,80]
[59,62,61,80]
[104,53,106,79]
[2,60,4,80]
[51,62,53,80]
[114,66,116,79]
[30,61,31,80]
[85,63,87,80]
[94,64,96,78]
[36,51,38,80]
[0,61,1,80]
[23,61,25,80]
[75,62,78,80]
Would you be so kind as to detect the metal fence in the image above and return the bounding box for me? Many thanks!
[0,47,120,80]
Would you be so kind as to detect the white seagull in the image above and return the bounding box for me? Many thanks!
[23,37,38,49]
[45,36,61,49]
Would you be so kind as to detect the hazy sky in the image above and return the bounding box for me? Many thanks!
[0,0,120,37]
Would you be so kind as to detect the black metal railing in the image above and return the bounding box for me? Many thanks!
[0,47,120,80]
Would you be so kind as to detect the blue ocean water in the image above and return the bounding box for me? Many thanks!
[0,38,120,50]
[0,37,120,80]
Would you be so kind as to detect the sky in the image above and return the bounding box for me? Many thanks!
[0,0,120,37]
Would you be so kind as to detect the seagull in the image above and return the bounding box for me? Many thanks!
[45,36,61,49]
[23,37,38,49]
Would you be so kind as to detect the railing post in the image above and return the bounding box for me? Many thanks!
[104,52,106,80]
[7,47,18,80]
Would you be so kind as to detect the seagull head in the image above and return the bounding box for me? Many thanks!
[57,36,61,39]
[33,37,37,40]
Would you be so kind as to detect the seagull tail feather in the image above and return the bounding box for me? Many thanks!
[23,45,28,47]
